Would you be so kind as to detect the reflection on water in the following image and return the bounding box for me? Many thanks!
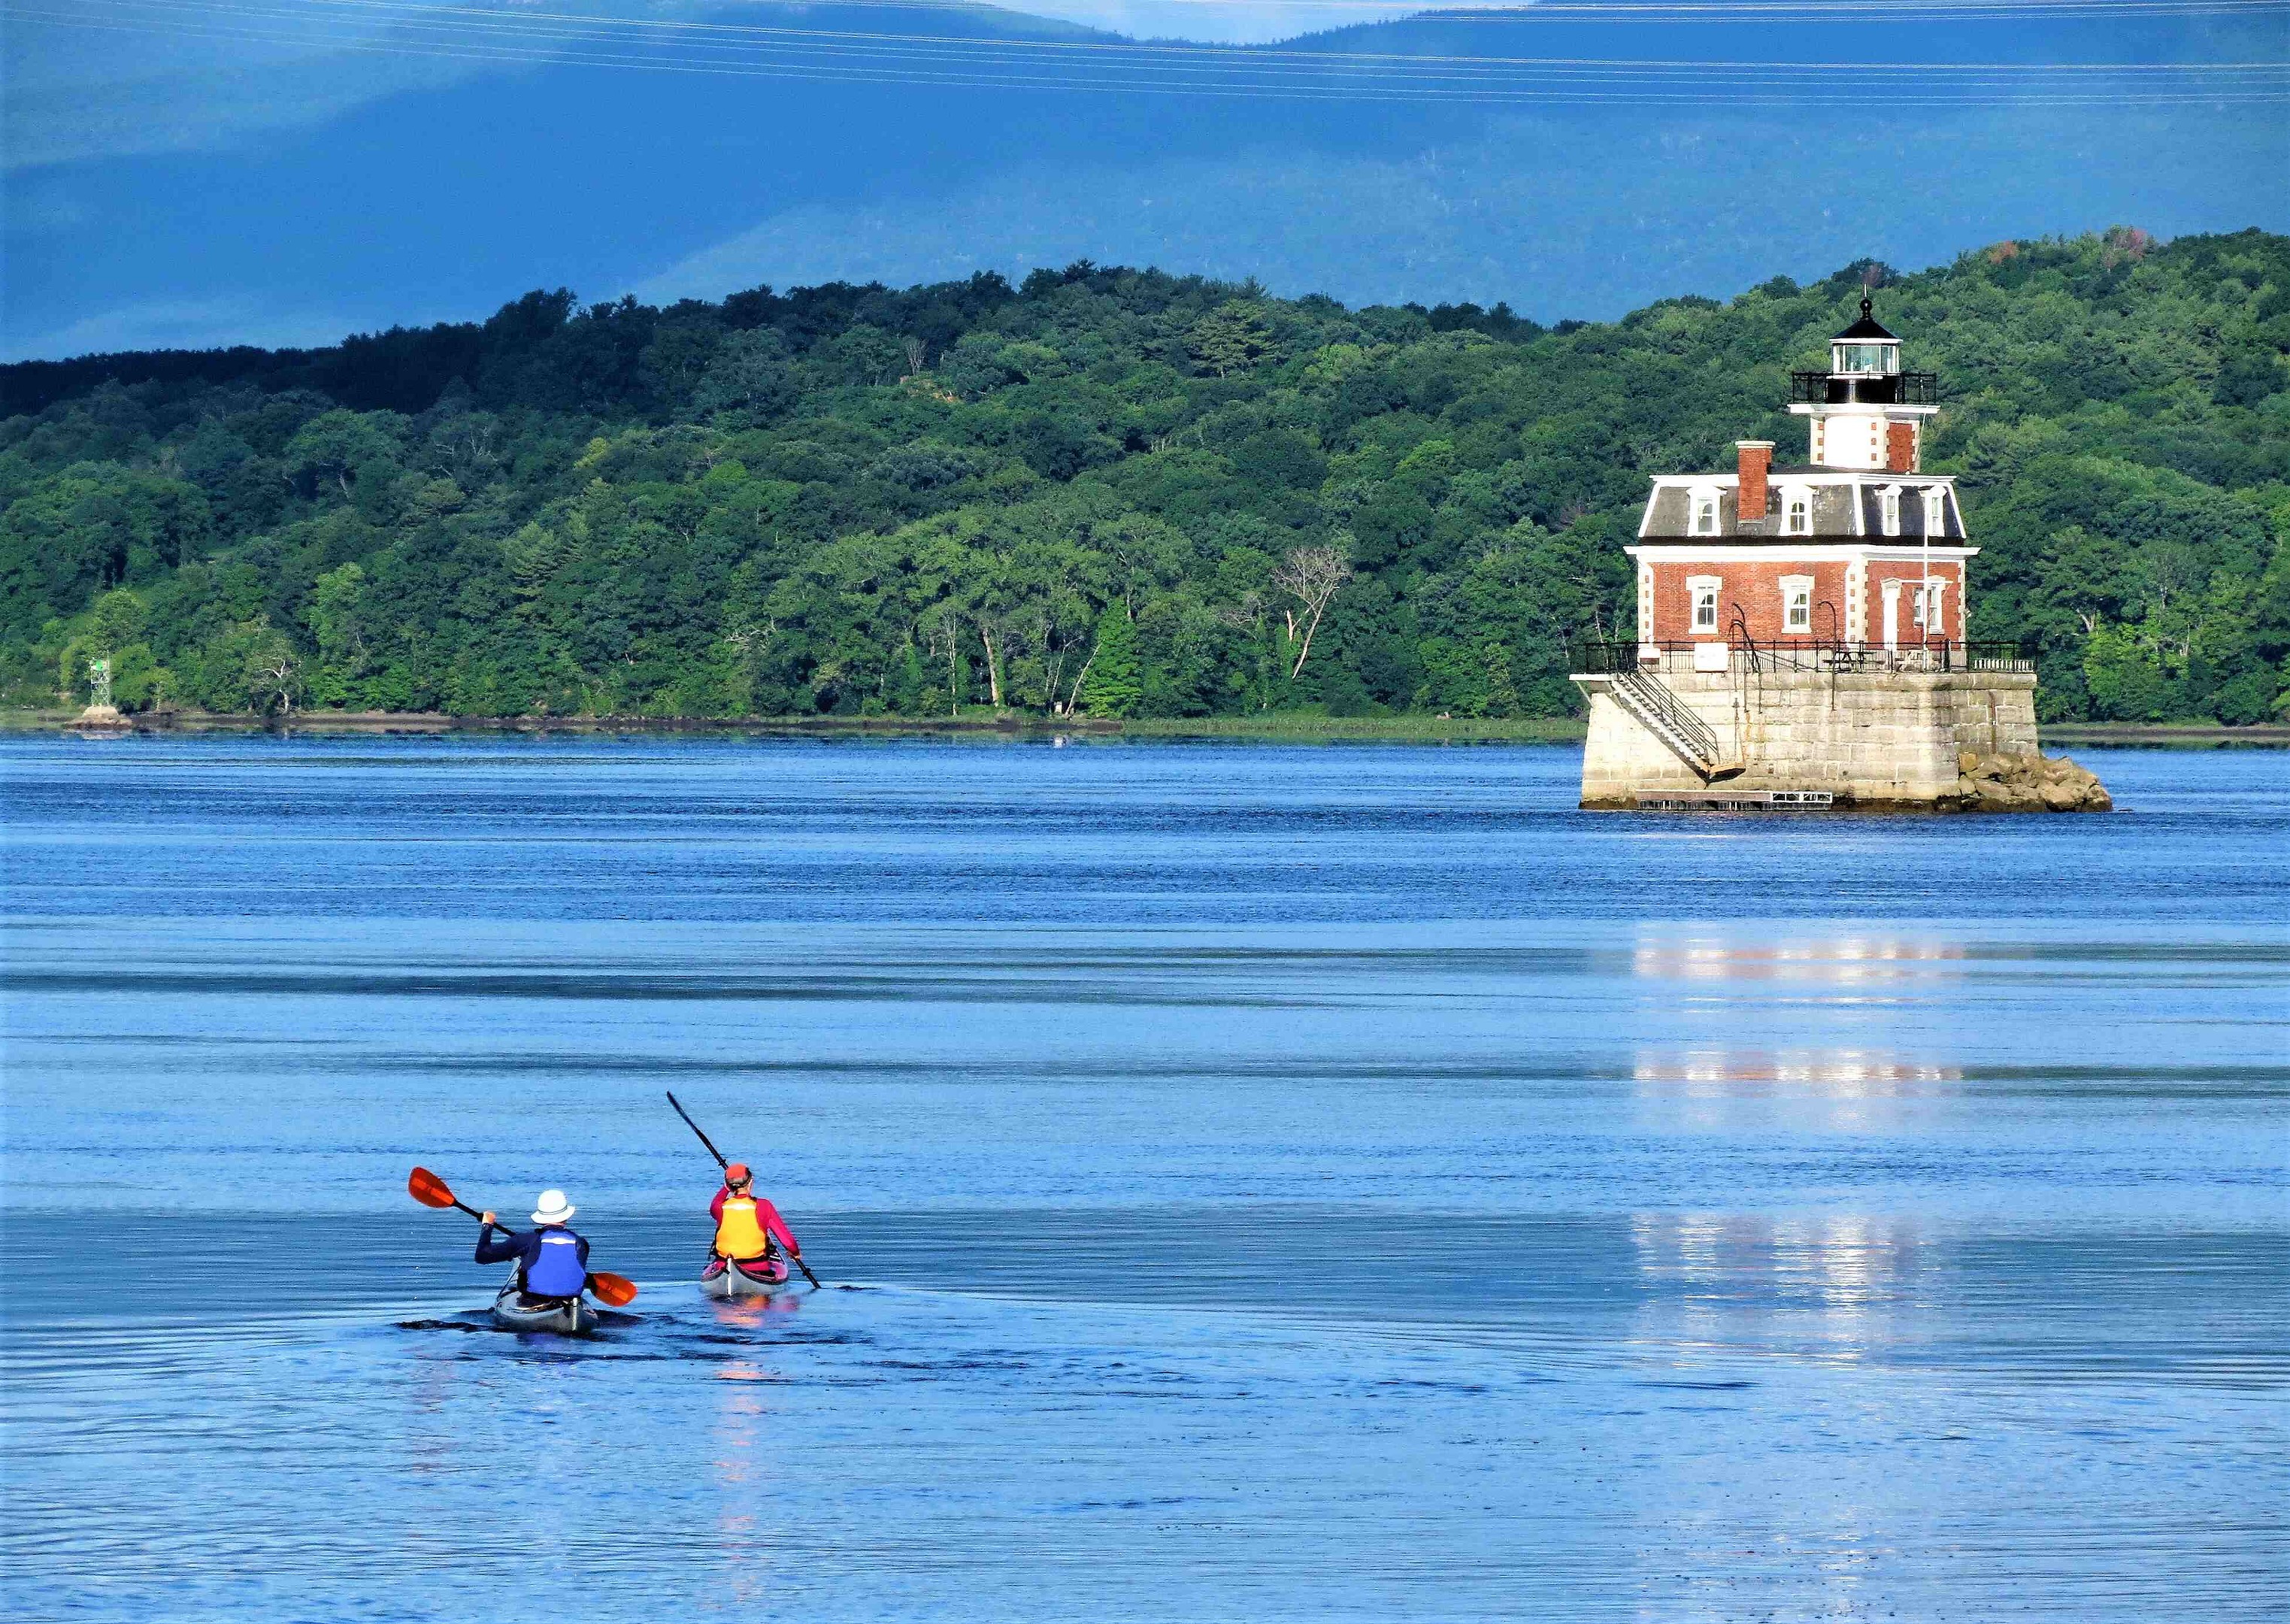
[1632,932,1968,988]
[3,738,2285,1621]
[1634,1048,1962,1132]
[1631,1211,1925,1365]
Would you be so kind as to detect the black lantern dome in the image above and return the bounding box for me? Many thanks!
[1791,297,1936,407]
[1831,297,1901,377]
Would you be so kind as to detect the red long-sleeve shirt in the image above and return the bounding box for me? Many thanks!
[710,1186,800,1256]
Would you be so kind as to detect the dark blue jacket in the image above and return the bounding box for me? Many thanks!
[476,1223,590,1295]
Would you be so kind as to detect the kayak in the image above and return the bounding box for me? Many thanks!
[490,1273,600,1335]
[701,1254,792,1299]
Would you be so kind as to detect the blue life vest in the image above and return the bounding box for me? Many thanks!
[525,1228,587,1297]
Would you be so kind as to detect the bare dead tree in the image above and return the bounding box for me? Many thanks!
[925,612,963,715]
[901,335,928,377]
[1274,546,1352,680]
[1213,589,1266,635]
[1059,646,1097,717]
[256,654,296,715]
[977,622,1004,708]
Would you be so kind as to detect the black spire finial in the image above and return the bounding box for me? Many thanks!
[1861,295,1873,320]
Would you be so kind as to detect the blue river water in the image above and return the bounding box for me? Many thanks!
[2,734,2284,1621]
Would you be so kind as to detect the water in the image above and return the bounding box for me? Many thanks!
[3,735,2284,1620]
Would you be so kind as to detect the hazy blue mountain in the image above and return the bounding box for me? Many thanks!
[7,2,2282,359]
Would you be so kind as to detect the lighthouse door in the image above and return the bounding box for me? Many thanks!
[1881,580,1902,653]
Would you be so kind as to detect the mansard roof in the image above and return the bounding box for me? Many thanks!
[1637,472,1964,543]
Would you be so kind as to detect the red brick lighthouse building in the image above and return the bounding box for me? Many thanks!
[1571,300,2046,809]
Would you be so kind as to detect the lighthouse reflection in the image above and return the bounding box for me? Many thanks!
[1631,1047,1963,1132]
[1628,1038,1944,1362]
[1630,1210,1925,1366]
[1631,932,1968,989]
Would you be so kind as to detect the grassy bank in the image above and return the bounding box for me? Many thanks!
[6,706,1586,743]
[2039,723,2290,747]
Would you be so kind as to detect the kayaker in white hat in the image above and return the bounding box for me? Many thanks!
[475,1189,592,1301]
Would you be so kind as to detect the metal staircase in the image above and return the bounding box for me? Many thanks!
[1610,670,1740,780]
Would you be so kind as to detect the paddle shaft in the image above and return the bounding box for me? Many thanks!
[453,1198,519,1235]
[666,1092,823,1288]
[665,1089,728,1169]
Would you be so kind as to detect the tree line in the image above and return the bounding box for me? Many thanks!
[4,227,2285,724]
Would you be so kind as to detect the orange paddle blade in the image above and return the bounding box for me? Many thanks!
[588,1271,638,1307]
[407,1167,459,1209]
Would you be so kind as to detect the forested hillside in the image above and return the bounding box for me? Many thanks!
[5,226,2285,723]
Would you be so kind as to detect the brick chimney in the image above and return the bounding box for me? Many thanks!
[1886,422,1917,474]
[1735,440,1774,521]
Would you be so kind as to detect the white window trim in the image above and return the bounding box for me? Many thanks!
[1878,484,1902,538]
[1686,485,1723,536]
[1922,487,1946,534]
[1779,485,1813,536]
[1780,574,1814,635]
[1687,574,1722,635]
[1912,578,1946,632]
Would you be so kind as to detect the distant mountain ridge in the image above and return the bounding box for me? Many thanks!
[7,1,2281,357]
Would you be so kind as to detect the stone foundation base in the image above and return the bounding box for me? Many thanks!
[1571,666,2106,810]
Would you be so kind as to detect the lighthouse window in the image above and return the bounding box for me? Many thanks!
[1880,487,1902,536]
[1782,577,1813,635]
[1912,580,1944,631]
[1784,492,1810,535]
[1691,580,1720,633]
[1923,488,1946,533]
[1693,496,1719,535]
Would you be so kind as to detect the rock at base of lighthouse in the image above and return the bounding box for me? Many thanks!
[1953,751,2112,812]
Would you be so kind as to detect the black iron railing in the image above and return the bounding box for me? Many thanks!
[1572,638,2034,675]
[1789,371,1940,406]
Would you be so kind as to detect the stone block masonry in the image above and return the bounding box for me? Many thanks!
[1577,665,2043,808]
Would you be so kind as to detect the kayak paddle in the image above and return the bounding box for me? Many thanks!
[407,1166,639,1306]
[665,1091,825,1289]
[585,1271,639,1307]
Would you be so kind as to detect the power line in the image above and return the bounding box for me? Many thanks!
[18,0,2287,105]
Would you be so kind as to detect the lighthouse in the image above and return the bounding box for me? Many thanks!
[1568,298,2090,810]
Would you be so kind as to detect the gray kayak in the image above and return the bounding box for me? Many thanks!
[490,1274,600,1335]
[701,1256,792,1299]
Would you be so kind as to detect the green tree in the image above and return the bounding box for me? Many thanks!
[1189,302,1277,377]
[1077,601,1141,717]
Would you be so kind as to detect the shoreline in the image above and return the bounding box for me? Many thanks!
[8,707,1590,743]
[8,708,2285,747]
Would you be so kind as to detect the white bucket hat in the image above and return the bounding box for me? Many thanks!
[531,1189,577,1225]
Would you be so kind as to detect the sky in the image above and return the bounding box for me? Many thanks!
[3,0,2285,359]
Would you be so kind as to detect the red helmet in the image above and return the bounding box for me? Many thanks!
[724,1162,752,1184]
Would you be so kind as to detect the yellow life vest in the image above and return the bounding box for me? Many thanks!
[714,1195,770,1259]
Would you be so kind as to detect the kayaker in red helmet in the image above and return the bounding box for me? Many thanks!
[710,1163,800,1270]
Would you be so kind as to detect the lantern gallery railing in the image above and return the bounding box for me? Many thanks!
[1789,371,1940,406]
[1571,639,2037,676]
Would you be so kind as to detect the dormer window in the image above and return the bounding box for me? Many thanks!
[1880,486,1902,537]
[1691,491,1720,535]
[1922,487,1946,534]
[1783,489,1811,535]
